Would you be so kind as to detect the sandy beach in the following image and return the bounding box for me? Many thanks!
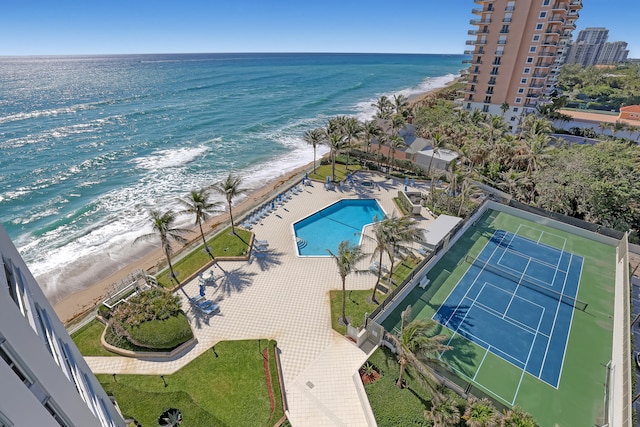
[54,162,313,324]
[53,80,455,326]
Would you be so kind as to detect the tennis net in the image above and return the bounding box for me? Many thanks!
[464,255,588,311]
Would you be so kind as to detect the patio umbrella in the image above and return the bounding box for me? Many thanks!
[199,284,206,297]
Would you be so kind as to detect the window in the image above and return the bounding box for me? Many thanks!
[466,103,471,110]
[539,11,547,18]
[529,46,537,53]
[482,105,490,113]
[523,67,531,74]
[526,57,534,63]
[510,116,516,121]
[543,0,550,5]
[536,23,544,30]
[520,78,528,84]
[515,97,522,104]
[533,35,540,42]
[500,25,509,34]
[484,96,492,104]
[517,88,524,94]
[513,107,519,112]
[490,67,499,75]
[0,344,33,386]
[488,77,496,85]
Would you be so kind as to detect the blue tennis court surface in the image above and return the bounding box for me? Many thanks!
[433,228,584,388]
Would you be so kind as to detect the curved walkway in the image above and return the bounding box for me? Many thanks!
[86,172,434,426]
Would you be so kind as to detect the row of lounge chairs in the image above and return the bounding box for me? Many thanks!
[240,183,306,230]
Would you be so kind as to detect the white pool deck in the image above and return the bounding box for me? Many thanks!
[85,172,435,426]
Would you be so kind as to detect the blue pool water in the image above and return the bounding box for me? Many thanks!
[294,199,385,256]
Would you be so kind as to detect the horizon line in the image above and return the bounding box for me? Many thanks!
[0,51,469,59]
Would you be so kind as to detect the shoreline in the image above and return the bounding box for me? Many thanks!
[53,77,457,326]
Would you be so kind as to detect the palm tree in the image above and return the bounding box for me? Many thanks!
[368,216,391,304]
[323,125,346,182]
[393,94,409,116]
[612,120,628,138]
[177,188,222,260]
[462,397,499,427]
[214,174,245,235]
[500,102,510,117]
[134,210,190,284]
[386,305,451,391]
[303,128,324,174]
[426,133,447,178]
[362,119,382,157]
[388,135,406,172]
[501,406,537,427]
[598,121,612,136]
[424,396,461,427]
[372,95,394,119]
[384,215,423,288]
[327,240,367,325]
[342,117,363,172]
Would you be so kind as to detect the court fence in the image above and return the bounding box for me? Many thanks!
[463,254,589,311]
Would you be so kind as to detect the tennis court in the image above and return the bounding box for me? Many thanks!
[433,227,584,395]
[379,208,617,426]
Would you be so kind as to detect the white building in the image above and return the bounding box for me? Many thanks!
[0,225,125,427]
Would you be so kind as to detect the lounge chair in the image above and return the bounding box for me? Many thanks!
[254,239,269,246]
[418,278,431,289]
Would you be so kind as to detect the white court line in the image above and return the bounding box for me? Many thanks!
[556,254,584,388]
[511,304,547,405]
[437,230,509,329]
[504,257,531,316]
[537,253,573,389]
[472,348,491,382]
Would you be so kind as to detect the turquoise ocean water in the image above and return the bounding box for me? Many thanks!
[0,53,464,301]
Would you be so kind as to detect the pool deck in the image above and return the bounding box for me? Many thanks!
[85,171,435,426]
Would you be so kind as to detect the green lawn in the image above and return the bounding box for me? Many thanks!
[380,208,617,426]
[364,347,464,427]
[71,319,114,357]
[157,227,251,288]
[308,163,362,183]
[98,340,284,427]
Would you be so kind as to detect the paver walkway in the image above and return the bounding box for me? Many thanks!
[86,172,434,426]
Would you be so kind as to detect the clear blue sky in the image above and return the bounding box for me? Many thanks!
[2,0,638,57]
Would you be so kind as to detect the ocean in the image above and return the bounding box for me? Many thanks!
[0,52,464,303]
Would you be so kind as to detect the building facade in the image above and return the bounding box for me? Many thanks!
[462,0,581,126]
[0,225,125,427]
[565,27,629,66]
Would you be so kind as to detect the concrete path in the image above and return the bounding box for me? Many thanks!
[86,172,434,426]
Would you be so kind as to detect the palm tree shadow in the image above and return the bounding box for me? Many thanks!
[215,266,258,296]
[248,249,283,271]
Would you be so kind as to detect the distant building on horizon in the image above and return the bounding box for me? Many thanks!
[0,225,125,426]
[460,0,581,128]
[564,27,629,66]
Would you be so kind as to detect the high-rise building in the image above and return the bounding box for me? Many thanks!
[461,0,581,126]
[565,27,629,66]
[0,225,125,427]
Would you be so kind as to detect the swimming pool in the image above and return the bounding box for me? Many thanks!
[293,199,385,256]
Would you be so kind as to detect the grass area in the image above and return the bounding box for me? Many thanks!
[308,163,362,183]
[98,340,284,427]
[330,288,391,336]
[157,227,251,288]
[71,319,114,357]
[380,208,617,426]
[384,256,419,287]
[364,347,449,426]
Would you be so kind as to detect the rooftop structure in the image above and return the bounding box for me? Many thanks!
[461,0,581,127]
[0,225,125,427]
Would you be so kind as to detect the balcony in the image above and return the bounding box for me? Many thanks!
[472,7,494,14]
[505,6,515,11]
[489,70,499,76]
[466,39,487,45]
[529,82,544,89]
[551,3,568,11]
[468,29,490,35]
[503,17,512,23]
[526,93,540,99]
[470,18,492,25]
[538,51,556,57]
[541,39,558,46]
[497,40,507,45]
[548,16,565,23]
[564,21,576,29]
[495,50,504,55]
[535,62,552,68]
[463,50,480,55]
[500,29,509,34]
[485,90,495,95]
[532,72,548,78]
